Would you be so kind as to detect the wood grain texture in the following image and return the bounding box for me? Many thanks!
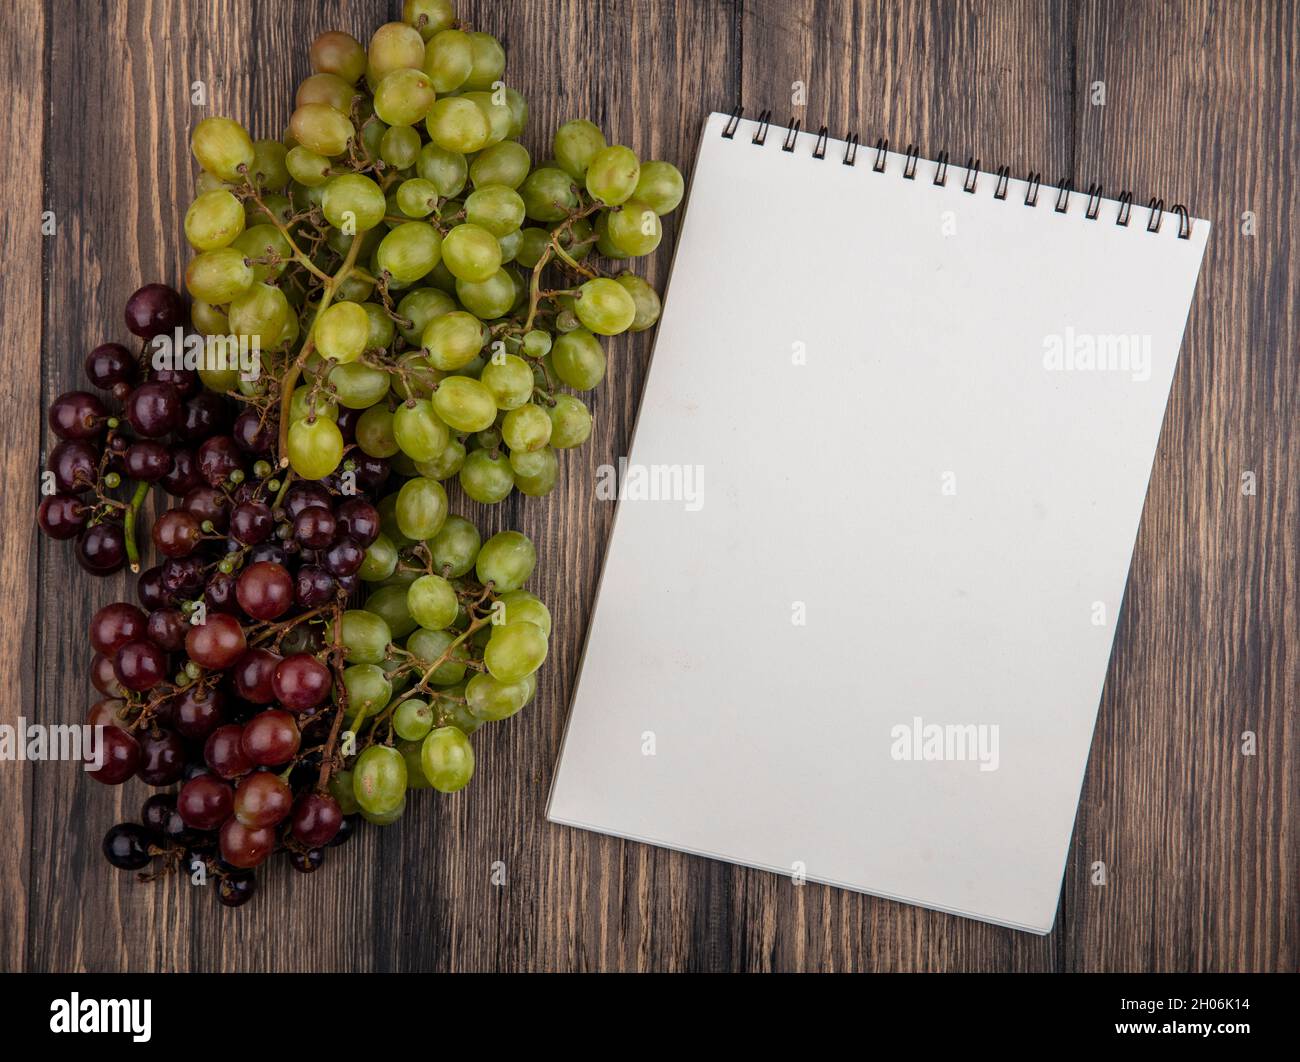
[3,0,1294,972]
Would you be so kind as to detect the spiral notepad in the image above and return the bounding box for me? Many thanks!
[548,110,1210,933]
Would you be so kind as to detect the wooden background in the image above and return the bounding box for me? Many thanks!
[1,0,1295,972]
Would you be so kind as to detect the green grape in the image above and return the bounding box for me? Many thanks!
[185,247,254,303]
[399,287,457,344]
[552,329,607,390]
[250,138,290,189]
[392,398,450,461]
[504,86,529,139]
[287,416,344,479]
[361,797,406,825]
[289,102,355,157]
[497,590,552,636]
[420,726,475,792]
[379,124,422,169]
[297,71,355,112]
[481,354,534,410]
[407,628,469,685]
[415,436,466,480]
[474,427,503,451]
[501,404,552,452]
[395,476,448,540]
[465,671,535,722]
[367,20,426,80]
[397,739,432,788]
[606,199,662,256]
[634,160,685,215]
[356,404,399,457]
[476,530,536,591]
[465,184,525,237]
[574,277,636,335]
[594,212,629,259]
[314,300,370,363]
[322,173,387,232]
[519,167,578,223]
[192,299,229,336]
[231,224,292,283]
[432,375,496,431]
[417,142,468,197]
[362,301,397,349]
[586,145,640,205]
[286,145,332,186]
[364,583,416,636]
[377,221,443,283]
[463,31,506,90]
[521,329,552,358]
[470,140,531,189]
[513,226,551,268]
[403,0,455,38]
[459,448,515,503]
[434,686,481,735]
[227,283,290,347]
[334,609,391,665]
[423,310,483,370]
[393,698,435,741]
[184,189,245,251]
[407,573,458,630]
[289,385,339,423]
[430,515,481,577]
[615,273,662,332]
[377,492,416,549]
[456,268,515,318]
[553,119,607,180]
[245,192,293,229]
[511,445,558,496]
[484,620,548,683]
[374,68,435,126]
[353,744,407,814]
[392,354,442,400]
[427,258,459,295]
[426,96,491,154]
[194,171,232,194]
[328,768,361,815]
[360,533,401,583]
[360,117,388,163]
[441,223,502,282]
[312,29,367,83]
[545,393,593,448]
[191,116,255,181]
[463,91,512,145]
[423,27,473,92]
[396,177,439,218]
[497,228,523,262]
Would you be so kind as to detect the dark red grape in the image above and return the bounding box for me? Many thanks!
[219,817,276,869]
[291,792,343,847]
[177,773,234,829]
[145,608,188,651]
[124,381,182,437]
[161,555,205,595]
[123,441,174,482]
[152,509,202,558]
[103,823,154,870]
[174,685,226,740]
[284,481,333,518]
[236,561,293,620]
[272,653,331,711]
[335,573,360,594]
[293,505,336,548]
[149,365,200,399]
[233,771,294,827]
[125,282,187,339]
[204,723,252,780]
[136,565,172,609]
[91,653,126,697]
[141,793,177,835]
[182,485,230,531]
[77,523,127,575]
[247,542,288,567]
[49,391,107,440]
[90,602,148,655]
[233,648,281,704]
[218,870,257,907]
[327,814,357,847]
[113,639,167,692]
[289,848,324,874]
[335,499,380,546]
[204,570,240,614]
[87,697,126,727]
[186,612,247,669]
[294,565,335,607]
[323,538,364,577]
[350,454,390,494]
[87,725,141,784]
[37,494,89,539]
[232,408,275,453]
[241,709,300,766]
[85,342,137,390]
[230,500,273,545]
[50,439,99,493]
[138,728,186,786]
[197,435,242,488]
[336,406,360,443]
[180,390,230,440]
[161,447,202,496]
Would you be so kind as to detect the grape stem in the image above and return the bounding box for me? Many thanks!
[122,480,149,573]
[276,234,364,466]
[317,600,350,791]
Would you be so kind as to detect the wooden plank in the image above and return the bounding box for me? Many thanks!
[0,0,45,974]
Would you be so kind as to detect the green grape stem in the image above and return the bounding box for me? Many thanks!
[522,201,604,332]
[123,479,149,573]
[241,180,334,285]
[276,233,364,466]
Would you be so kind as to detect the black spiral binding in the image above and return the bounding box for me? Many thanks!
[718,105,1194,236]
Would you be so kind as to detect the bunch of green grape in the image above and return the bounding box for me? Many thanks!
[182,0,684,504]
[332,516,550,823]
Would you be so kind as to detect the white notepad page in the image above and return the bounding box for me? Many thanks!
[548,112,1210,933]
